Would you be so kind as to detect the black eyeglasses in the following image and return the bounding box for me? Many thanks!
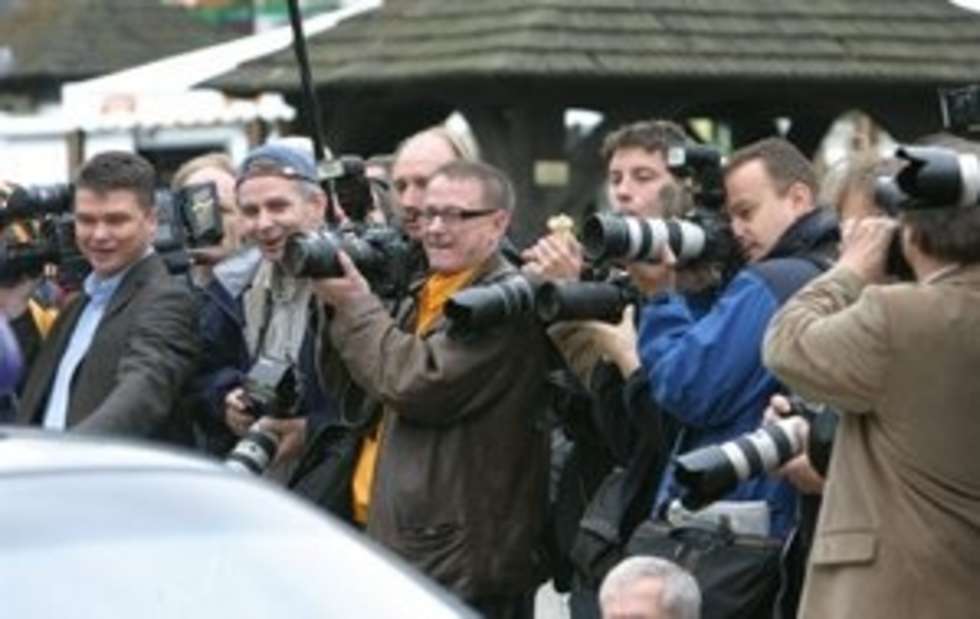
[404,207,499,226]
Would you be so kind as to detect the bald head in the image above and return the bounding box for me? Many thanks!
[392,128,465,239]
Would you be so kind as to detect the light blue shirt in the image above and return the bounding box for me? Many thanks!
[42,269,129,430]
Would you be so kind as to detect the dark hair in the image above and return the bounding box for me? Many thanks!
[600,120,687,163]
[903,206,980,265]
[430,160,515,212]
[75,151,156,210]
[725,137,817,198]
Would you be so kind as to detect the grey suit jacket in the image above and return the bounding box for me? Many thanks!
[764,264,980,619]
[18,254,200,438]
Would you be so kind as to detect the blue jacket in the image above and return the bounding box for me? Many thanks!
[194,248,337,454]
[638,208,838,538]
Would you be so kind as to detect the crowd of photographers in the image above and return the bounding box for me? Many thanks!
[1,112,979,619]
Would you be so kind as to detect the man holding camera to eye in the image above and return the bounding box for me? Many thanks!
[631,138,838,540]
[615,138,837,618]
[763,152,980,618]
[195,143,337,469]
[312,160,551,618]
[517,120,719,619]
[15,151,199,439]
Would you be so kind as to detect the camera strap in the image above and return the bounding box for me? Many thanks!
[252,288,275,362]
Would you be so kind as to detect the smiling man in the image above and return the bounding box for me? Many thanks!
[17,151,199,439]
[313,160,552,617]
[194,143,337,465]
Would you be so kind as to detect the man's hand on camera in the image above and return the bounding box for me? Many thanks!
[626,245,677,295]
[311,250,370,307]
[838,216,897,284]
[224,387,257,437]
[257,416,307,464]
[764,394,825,495]
[521,233,584,281]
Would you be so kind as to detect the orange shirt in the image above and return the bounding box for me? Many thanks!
[350,268,478,525]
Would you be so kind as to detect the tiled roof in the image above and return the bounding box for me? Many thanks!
[213,0,980,93]
[0,0,238,82]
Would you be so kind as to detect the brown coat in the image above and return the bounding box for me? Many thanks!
[324,254,552,600]
[763,265,980,619]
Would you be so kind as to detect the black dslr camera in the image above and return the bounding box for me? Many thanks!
[874,144,980,278]
[0,184,81,286]
[153,182,224,275]
[666,144,726,210]
[939,85,980,135]
[318,155,375,223]
[225,356,302,475]
[281,223,412,300]
[0,181,223,285]
[583,144,740,278]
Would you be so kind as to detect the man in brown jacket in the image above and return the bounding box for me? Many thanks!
[763,177,980,618]
[313,160,551,618]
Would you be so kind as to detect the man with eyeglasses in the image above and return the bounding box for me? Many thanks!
[313,160,552,618]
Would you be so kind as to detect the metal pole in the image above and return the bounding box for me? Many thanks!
[285,0,335,222]
[285,0,327,162]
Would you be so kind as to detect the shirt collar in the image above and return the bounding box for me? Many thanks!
[922,263,962,285]
[82,249,152,303]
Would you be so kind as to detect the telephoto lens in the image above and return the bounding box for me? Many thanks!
[673,416,808,511]
[225,421,280,475]
[535,280,638,324]
[444,276,537,331]
[582,213,707,263]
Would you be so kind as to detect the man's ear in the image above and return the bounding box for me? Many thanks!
[311,187,330,224]
[788,181,815,214]
[492,209,512,238]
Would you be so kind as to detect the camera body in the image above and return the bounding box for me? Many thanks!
[0,181,223,284]
[666,144,726,210]
[874,144,980,278]
[318,155,375,223]
[939,85,980,135]
[282,223,412,299]
[225,356,302,475]
[154,182,224,275]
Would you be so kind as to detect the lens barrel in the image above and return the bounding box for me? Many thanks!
[444,277,536,331]
[674,420,803,511]
[535,280,633,324]
[225,424,281,475]
[583,214,707,263]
